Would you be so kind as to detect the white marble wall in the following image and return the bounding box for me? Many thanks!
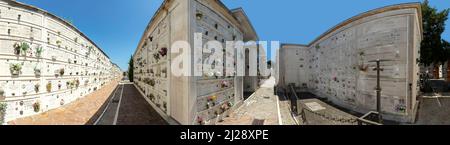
[133,0,245,125]
[0,1,120,123]
[278,4,422,122]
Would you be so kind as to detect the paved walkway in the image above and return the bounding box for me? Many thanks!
[8,79,167,125]
[94,83,167,125]
[9,79,121,125]
[217,77,280,125]
[414,97,450,125]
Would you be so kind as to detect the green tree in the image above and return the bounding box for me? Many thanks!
[420,0,450,66]
[128,55,134,82]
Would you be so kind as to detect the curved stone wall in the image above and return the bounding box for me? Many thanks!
[278,3,422,122]
[0,0,120,123]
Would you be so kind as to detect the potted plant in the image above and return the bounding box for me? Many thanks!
[196,12,203,20]
[153,53,160,62]
[75,80,80,88]
[20,42,30,56]
[33,101,40,112]
[220,80,229,88]
[66,81,72,89]
[35,45,43,58]
[59,68,65,76]
[149,93,155,101]
[10,63,22,76]
[208,95,217,102]
[159,47,168,57]
[220,104,229,112]
[56,40,62,47]
[197,116,204,125]
[227,102,233,108]
[13,42,21,55]
[34,67,41,77]
[149,79,155,87]
[46,82,52,93]
[34,83,40,93]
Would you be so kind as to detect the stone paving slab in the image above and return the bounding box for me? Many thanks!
[414,97,450,125]
[297,98,358,125]
[217,77,279,125]
[278,95,298,125]
[8,79,121,125]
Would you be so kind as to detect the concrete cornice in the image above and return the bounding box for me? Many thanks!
[280,43,309,48]
[5,0,111,59]
[231,8,260,41]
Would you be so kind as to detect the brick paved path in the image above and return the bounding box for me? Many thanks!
[9,79,121,125]
[8,80,167,125]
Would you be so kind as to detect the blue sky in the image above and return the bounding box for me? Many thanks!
[17,0,450,70]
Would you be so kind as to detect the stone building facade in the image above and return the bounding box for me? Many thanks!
[0,0,121,123]
[276,3,423,123]
[132,0,260,125]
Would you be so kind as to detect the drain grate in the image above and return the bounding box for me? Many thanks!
[252,119,265,125]
[112,98,120,103]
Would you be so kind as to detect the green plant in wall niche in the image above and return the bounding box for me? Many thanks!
[56,40,62,47]
[315,44,320,49]
[35,45,43,58]
[196,12,203,20]
[0,102,7,124]
[20,42,30,56]
[9,63,23,76]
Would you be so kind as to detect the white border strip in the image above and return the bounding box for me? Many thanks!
[113,84,124,125]
[276,94,282,125]
[94,84,120,125]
